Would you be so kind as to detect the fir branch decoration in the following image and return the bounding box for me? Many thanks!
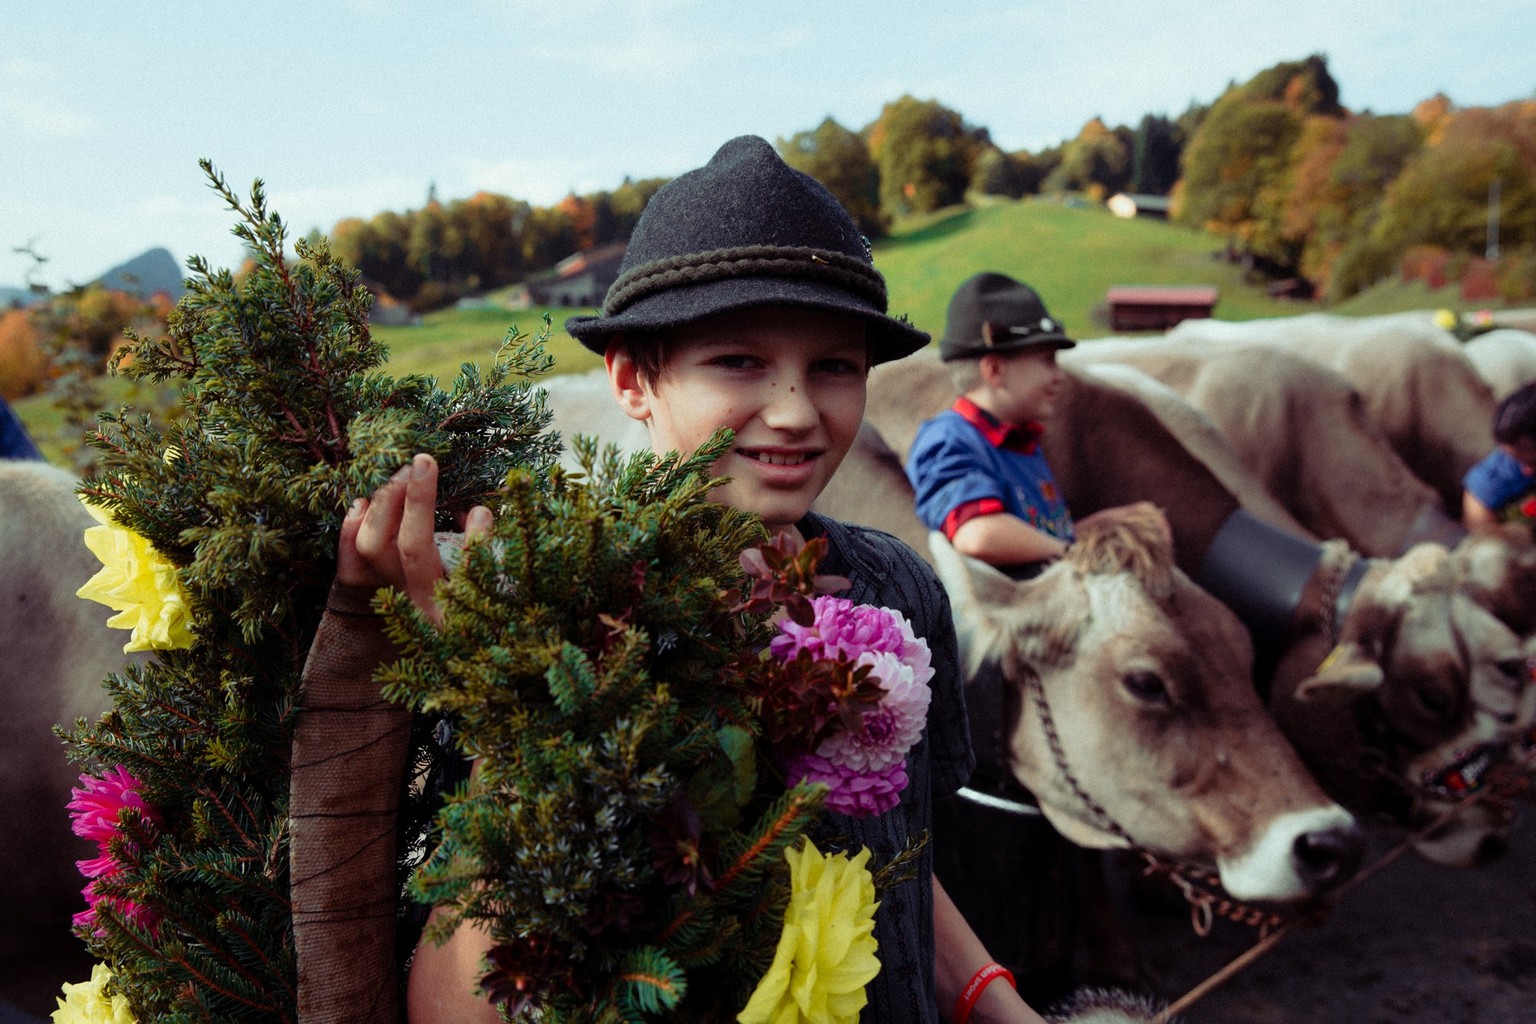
[380,436,850,1023]
[63,161,558,1023]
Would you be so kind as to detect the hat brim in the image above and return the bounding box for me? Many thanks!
[939,334,1076,361]
[565,275,930,365]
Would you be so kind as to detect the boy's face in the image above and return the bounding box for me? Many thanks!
[606,306,868,532]
[983,347,1065,424]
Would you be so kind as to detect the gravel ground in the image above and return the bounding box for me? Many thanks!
[1119,813,1536,1023]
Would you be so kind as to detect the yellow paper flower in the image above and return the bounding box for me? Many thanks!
[53,962,137,1024]
[738,841,880,1024]
[77,503,196,653]
[1434,308,1458,331]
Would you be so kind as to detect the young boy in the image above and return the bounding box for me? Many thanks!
[1463,380,1536,528]
[314,137,1053,1024]
[906,272,1077,575]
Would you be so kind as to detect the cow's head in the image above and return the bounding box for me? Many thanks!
[931,504,1362,902]
[1291,543,1534,866]
[1452,523,1536,639]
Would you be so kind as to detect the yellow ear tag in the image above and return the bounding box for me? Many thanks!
[1315,643,1347,677]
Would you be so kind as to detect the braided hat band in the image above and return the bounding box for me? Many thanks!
[604,244,888,318]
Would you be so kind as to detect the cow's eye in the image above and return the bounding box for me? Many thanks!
[1414,680,1452,717]
[1496,658,1527,683]
[1123,670,1169,705]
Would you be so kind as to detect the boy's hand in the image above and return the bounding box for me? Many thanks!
[336,453,493,625]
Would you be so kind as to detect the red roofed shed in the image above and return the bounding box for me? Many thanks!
[1106,286,1219,332]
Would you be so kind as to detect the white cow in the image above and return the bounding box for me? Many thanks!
[1462,328,1536,401]
[0,461,144,1004]
[1169,312,1497,514]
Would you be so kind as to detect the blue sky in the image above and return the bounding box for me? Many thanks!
[4,0,1533,288]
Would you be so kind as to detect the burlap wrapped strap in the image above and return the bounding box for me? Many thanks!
[290,581,409,1024]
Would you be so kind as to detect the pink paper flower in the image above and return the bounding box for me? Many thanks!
[67,767,161,937]
[68,766,161,845]
[783,751,910,817]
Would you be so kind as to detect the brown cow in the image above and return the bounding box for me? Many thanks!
[1062,337,1465,557]
[1167,312,1497,515]
[929,507,1362,901]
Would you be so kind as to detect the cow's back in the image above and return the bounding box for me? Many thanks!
[1171,313,1495,512]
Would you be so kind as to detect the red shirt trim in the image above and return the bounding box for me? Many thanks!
[952,397,1044,454]
[943,497,1006,539]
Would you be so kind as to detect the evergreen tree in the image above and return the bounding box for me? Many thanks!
[380,437,835,1022]
[63,161,559,1022]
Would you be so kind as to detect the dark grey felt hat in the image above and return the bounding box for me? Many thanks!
[565,135,929,364]
[939,272,1076,362]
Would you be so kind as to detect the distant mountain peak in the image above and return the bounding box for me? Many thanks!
[96,247,186,299]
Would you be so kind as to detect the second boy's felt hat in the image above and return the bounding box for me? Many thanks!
[938,272,1076,362]
[565,135,929,364]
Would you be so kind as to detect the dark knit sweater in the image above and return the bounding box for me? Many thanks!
[799,512,974,1024]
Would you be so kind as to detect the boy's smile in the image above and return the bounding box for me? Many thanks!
[607,306,868,532]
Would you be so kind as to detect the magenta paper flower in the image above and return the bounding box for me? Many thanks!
[68,766,161,845]
[816,650,932,773]
[67,767,161,937]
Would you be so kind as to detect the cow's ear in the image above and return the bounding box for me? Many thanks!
[928,531,1018,676]
[1295,641,1385,700]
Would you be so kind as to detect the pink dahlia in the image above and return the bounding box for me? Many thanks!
[770,597,909,663]
[784,751,909,817]
[816,650,932,773]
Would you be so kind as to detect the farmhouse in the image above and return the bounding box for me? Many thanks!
[516,242,627,308]
[1105,285,1218,332]
[1106,193,1172,220]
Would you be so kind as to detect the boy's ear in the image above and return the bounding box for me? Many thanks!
[605,341,652,424]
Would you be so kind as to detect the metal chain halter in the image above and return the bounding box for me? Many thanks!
[1024,665,1288,937]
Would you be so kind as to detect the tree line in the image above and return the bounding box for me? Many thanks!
[269,55,1536,311]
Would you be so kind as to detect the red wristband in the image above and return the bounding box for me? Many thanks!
[952,961,1015,1024]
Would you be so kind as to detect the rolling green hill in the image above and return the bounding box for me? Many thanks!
[9,196,1494,460]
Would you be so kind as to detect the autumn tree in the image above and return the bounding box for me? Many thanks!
[778,118,887,238]
[971,146,1032,199]
[555,193,598,251]
[1310,114,1425,297]
[520,205,579,274]
[1043,117,1132,199]
[1369,102,1536,261]
[865,95,987,218]
[1177,55,1346,274]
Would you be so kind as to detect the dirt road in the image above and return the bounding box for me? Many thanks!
[1120,814,1536,1023]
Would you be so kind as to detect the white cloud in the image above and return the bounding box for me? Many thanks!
[3,99,97,138]
[462,156,635,206]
